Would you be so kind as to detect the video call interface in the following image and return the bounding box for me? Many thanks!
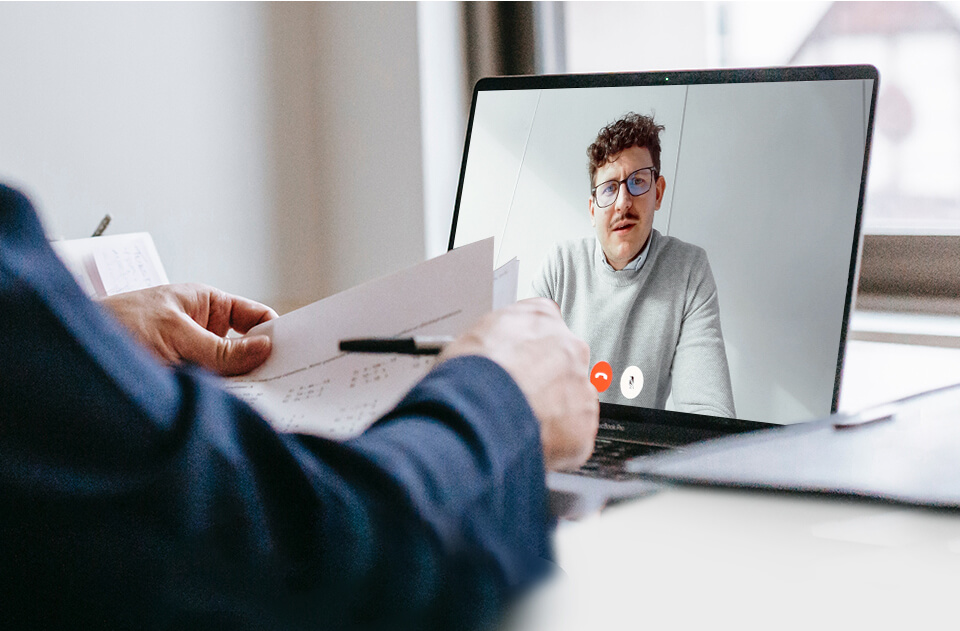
[452,74,876,425]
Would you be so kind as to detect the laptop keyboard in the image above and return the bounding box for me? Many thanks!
[573,438,670,480]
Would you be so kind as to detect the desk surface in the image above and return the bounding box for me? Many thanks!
[506,486,960,630]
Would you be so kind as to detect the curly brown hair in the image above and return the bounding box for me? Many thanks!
[587,112,664,187]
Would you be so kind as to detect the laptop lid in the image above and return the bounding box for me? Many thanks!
[449,66,878,431]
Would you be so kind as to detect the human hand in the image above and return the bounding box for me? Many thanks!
[441,298,599,471]
[99,283,279,376]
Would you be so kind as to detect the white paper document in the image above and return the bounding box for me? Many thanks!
[224,238,496,440]
[493,257,519,310]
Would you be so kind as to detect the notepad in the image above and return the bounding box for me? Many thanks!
[51,232,168,298]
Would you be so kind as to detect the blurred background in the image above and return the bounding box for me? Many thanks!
[1,1,958,411]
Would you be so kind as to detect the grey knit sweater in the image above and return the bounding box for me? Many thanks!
[532,230,735,418]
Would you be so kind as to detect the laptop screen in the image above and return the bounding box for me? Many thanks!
[450,66,877,426]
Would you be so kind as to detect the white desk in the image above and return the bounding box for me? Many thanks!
[507,486,960,630]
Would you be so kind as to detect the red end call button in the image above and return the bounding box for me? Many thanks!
[590,361,613,393]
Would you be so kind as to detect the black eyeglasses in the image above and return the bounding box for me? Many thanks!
[591,166,658,208]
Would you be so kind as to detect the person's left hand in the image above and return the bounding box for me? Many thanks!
[99,283,278,376]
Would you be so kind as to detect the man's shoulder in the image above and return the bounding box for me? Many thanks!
[649,232,713,285]
[0,184,47,248]
[550,237,595,262]
[533,238,592,297]
[653,231,708,264]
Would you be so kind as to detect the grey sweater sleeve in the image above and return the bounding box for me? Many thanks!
[530,244,558,301]
[669,250,736,418]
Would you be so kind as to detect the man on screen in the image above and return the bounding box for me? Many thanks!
[532,112,735,418]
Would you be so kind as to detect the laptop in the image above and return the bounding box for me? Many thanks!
[448,66,879,515]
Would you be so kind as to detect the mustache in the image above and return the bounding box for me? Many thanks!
[608,211,639,229]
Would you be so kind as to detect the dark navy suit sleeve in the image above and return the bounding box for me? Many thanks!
[0,184,553,630]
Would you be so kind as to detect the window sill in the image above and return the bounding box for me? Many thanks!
[841,308,960,412]
[848,309,960,348]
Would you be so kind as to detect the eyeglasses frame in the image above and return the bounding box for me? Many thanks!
[591,166,659,209]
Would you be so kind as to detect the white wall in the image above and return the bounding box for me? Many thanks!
[0,2,275,303]
[0,2,425,312]
[308,2,425,303]
[671,80,868,422]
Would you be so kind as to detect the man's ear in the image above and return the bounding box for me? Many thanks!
[589,197,596,226]
[654,176,666,210]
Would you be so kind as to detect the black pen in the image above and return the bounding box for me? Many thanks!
[339,336,454,355]
[91,214,112,237]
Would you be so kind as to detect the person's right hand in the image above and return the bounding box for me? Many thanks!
[440,298,599,471]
